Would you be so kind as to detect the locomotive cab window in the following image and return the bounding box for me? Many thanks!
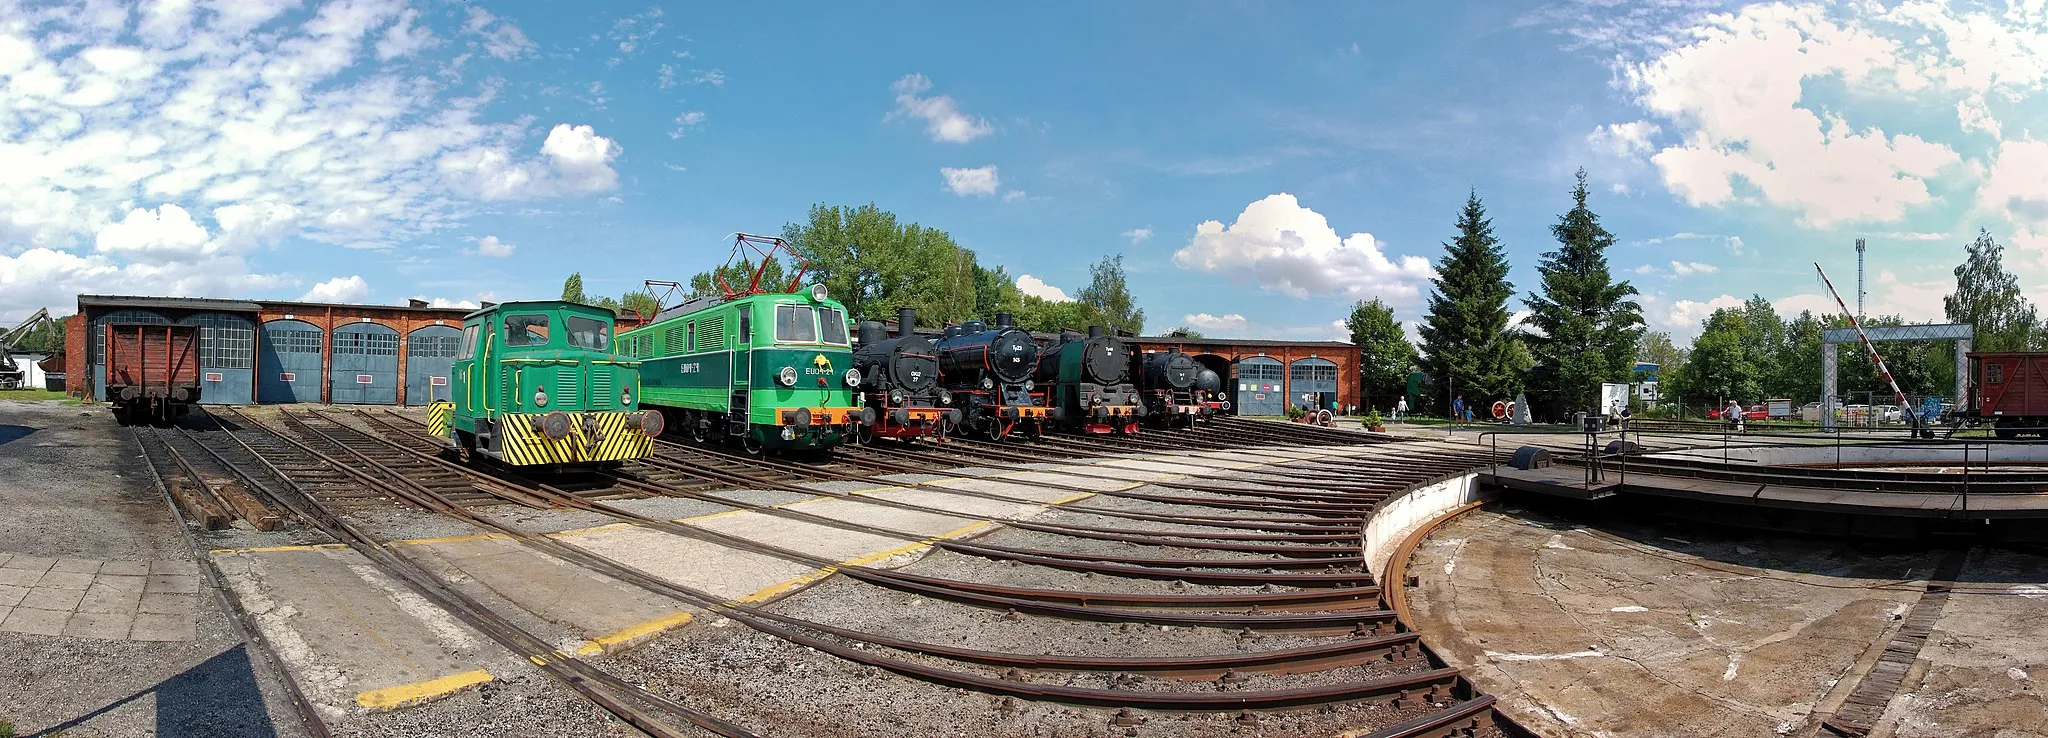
[775,304,817,343]
[818,307,848,345]
[458,325,481,359]
[505,314,551,347]
[565,315,610,350]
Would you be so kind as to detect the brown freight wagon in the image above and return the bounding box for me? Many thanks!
[104,322,202,425]
[1965,351,2048,438]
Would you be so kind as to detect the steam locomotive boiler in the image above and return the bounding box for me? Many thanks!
[1037,326,1139,434]
[1193,366,1232,417]
[851,308,960,442]
[934,312,1048,440]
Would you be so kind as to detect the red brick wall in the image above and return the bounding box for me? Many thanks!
[1129,340,1361,413]
[63,312,87,399]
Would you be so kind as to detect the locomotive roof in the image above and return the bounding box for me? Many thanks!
[461,299,618,320]
[635,289,842,330]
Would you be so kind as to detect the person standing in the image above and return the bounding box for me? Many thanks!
[1619,403,1632,432]
[1725,399,1745,433]
[1395,397,1409,422]
[1451,395,1465,425]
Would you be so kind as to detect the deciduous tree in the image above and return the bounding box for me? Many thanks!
[1346,298,1418,412]
[1944,229,2038,352]
[1076,254,1144,335]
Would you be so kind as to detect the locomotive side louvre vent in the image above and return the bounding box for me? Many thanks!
[554,366,581,407]
[501,366,517,408]
[699,317,726,350]
[661,324,688,355]
[590,371,613,407]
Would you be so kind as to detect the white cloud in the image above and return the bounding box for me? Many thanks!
[657,64,676,89]
[940,165,1000,197]
[1980,139,2048,241]
[408,296,480,309]
[94,204,211,263]
[376,8,435,61]
[1669,261,1718,276]
[466,235,514,258]
[669,111,706,140]
[1000,190,1029,203]
[1618,4,1969,227]
[0,247,285,319]
[1658,294,1744,332]
[1181,313,1249,333]
[1173,193,1435,302]
[1014,274,1070,301]
[539,123,623,192]
[889,74,992,143]
[1774,269,1948,323]
[1634,264,1660,276]
[1123,227,1154,244]
[1587,120,1660,158]
[302,275,370,303]
[463,6,536,60]
[688,69,725,87]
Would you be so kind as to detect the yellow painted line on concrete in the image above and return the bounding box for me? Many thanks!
[572,610,697,656]
[355,668,494,711]
[208,543,348,554]
[544,521,636,539]
[389,533,510,547]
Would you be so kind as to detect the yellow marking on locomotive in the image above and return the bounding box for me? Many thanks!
[494,411,653,466]
[427,400,453,437]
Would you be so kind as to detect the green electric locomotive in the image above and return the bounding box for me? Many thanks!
[428,300,662,466]
[622,237,867,453]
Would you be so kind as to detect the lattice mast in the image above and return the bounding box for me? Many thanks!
[1854,238,1866,318]
[1815,262,1917,430]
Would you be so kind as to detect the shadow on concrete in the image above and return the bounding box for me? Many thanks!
[29,645,282,738]
[0,424,38,446]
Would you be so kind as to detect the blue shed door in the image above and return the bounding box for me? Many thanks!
[1236,357,1285,416]
[180,312,255,405]
[258,320,324,403]
[1289,358,1339,411]
[405,325,461,405]
[331,322,399,404]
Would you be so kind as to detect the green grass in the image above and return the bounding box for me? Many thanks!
[2,715,15,738]
[0,389,66,402]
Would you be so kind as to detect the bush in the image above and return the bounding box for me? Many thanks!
[1284,406,1306,421]
[1361,409,1385,428]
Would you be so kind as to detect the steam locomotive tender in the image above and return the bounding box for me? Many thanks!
[1132,347,1209,427]
[1037,326,1139,434]
[851,308,961,442]
[935,312,1050,440]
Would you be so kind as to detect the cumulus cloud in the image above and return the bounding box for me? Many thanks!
[1181,313,1249,333]
[1587,120,1660,158]
[408,296,481,309]
[1980,140,2048,233]
[0,2,624,316]
[889,74,992,143]
[1173,194,1435,302]
[1658,294,1745,332]
[0,247,286,319]
[1123,227,1154,244]
[1014,274,1070,301]
[1669,261,1717,276]
[941,165,1001,197]
[1604,2,2048,230]
[302,275,370,303]
[466,235,514,257]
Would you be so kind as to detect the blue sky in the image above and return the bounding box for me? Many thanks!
[3,0,2046,344]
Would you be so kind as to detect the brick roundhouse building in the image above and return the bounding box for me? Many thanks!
[65,295,483,406]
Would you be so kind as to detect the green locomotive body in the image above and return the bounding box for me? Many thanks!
[430,300,661,466]
[618,285,866,452]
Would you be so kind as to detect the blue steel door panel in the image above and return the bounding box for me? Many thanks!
[180,312,256,405]
[258,320,325,403]
[331,322,399,405]
[1236,358,1285,416]
[405,325,461,405]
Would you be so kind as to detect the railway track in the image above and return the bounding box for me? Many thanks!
[152,406,1528,737]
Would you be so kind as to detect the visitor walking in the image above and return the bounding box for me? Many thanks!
[1395,397,1408,422]
[1724,399,1745,433]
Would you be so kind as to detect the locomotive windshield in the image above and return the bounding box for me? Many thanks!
[565,315,610,350]
[504,314,550,347]
[819,307,848,345]
[775,304,817,343]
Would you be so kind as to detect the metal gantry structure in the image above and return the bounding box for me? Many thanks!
[0,307,55,389]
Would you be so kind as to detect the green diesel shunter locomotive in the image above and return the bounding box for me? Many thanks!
[618,283,866,453]
[428,300,662,466]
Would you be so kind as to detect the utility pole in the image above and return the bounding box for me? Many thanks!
[1854,238,1866,319]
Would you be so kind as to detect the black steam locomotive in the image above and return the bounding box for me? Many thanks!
[1133,348,1215,427]
[935,312,1050,440]
[850,308,960,442]
[1037,326,1139,434]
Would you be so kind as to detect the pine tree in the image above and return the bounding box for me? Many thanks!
[1944,229,2038,352]
[1524,169,1643,417]
[1418,191,1520,414]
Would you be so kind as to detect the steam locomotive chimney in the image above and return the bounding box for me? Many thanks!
[897,308,916,338]
[1088,325,1104,339]
[857,321,887,347]
[994,312,1014,329]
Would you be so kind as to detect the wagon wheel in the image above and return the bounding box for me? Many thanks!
[688,413,708,443]
[741,431,765,455]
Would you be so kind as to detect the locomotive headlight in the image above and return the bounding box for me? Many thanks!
[1024,380,1035,392]
[621,387,633,406]
[980,377,994,390]
[777,366,798,387]
[939,393,951,405]
[889,389,905,404]
[534,386,548,407]
[844,368,861,387]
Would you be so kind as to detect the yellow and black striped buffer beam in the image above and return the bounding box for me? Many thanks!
[427,401,453,437]
[494,411,654,466]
